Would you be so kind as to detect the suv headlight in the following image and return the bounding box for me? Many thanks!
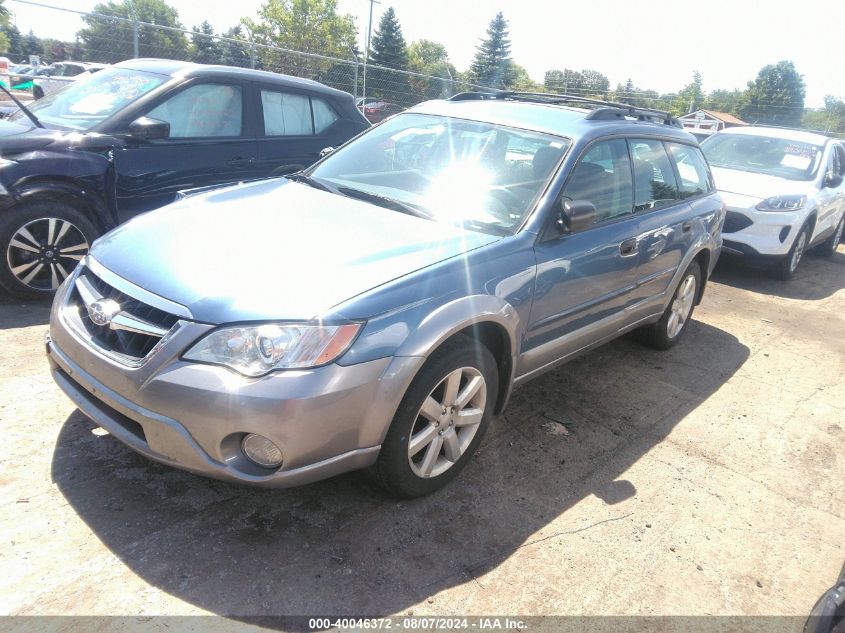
[755,195,806,211]
[183,322,362,377]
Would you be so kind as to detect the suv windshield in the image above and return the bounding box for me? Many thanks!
[9,67,167,131]
[309,113,570,235]
[701,133,823,181]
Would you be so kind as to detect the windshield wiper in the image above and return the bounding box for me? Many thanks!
[0,84,43,129]
[336,186,433,220]
[284,172,337,193]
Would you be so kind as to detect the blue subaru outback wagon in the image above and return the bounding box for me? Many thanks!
[47,92,724,497]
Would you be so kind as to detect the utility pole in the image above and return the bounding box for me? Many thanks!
[362,0,380,106]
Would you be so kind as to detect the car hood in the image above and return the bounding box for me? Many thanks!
[0,119,91,154]
[89,179,500,323]
[710,166,817,200]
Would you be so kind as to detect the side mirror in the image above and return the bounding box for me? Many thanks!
[319,146,335,158]
[824,172,843,189]
[128,116,170,141]
[559,199,597,233]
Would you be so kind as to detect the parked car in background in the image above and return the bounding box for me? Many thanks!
[0,58,369,297]
[32,61,108,99]
[46,92,723,498]
[701,127,845,279]
[361,100,404,123]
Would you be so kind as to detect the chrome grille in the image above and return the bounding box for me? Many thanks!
[67,267,180,363]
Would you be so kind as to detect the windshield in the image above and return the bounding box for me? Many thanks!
[9,67,167,131]
[701,133,823,181]
[309,113,570,235]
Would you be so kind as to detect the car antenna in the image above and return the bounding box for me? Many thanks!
[0,84,44,129]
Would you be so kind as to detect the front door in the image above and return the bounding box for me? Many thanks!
[520,138,642,379]
[112,80,257,223]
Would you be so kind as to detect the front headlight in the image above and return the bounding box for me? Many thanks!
[183,322,362,377]
[755,195,806,211]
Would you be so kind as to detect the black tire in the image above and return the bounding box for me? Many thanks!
[637,260,702,351]
[774,223,810,280]
[0,200,98,299]
[814,214,844,258]
[33,85,44,100]
[369,335,499,498]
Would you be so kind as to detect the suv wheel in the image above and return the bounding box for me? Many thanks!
[775,223,810,280]
[815,214,844,258]
[637,260,701,351]
[370,335,498,498]
[0,201,98,298]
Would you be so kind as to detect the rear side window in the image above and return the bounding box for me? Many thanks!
[629,139,681,212]
[835,144,845,176]
[312,98,339,133]
[562,138,634,224]
[261,90,312,136]
[667,143,713,199]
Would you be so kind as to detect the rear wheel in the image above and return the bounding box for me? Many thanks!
[775,223,810,280]
[637,260,701,351]
[370,335,498,498]
[0,201,98,298]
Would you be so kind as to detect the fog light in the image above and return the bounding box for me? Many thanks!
[241,434,283,468]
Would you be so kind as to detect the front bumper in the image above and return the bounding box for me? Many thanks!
[47,278,424,488]
[720,205,805,257]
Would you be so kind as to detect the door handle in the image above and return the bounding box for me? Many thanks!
[619,238,639,257]
[682,221,693,233]
[226,157,254,167]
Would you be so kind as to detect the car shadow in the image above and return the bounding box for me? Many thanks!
[51,320,749,621]
[713,245,845,301]
[0,293,52,329]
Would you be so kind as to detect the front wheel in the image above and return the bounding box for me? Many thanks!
[370,336,498,498]
[775,224,810,280]
[0,201,98,298]
[815,214,844,258]
[637,260,701,351]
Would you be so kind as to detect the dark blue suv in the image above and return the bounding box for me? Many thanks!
[46,92,724,497]
[0,59,369,297]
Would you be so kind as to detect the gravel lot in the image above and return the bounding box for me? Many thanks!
[0,247,843,626]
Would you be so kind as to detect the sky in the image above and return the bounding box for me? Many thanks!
[6,0,843,108]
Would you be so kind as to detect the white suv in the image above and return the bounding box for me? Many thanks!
[701,127,845,279]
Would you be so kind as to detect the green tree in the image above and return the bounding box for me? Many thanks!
[802,96,845,136]
[217,25,251,68]
[243,0,357,77]
[367,7,409,103]
[77,0,188,63]
[1,22,21,59]
[469,12,513,89]
[544,69,581,93]
[703,88,746,116]
[408,39,455,100]
[191,20,220,63]
[0,1,9,53]
[740,60,805,127]
[677,70,704,114]
[21,30,42,58]
[579,69,609,96]
[509,63,540,91]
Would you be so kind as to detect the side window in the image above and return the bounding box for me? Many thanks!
[312,98,339,134]
[667,142,712,199]
[562,138,633,224]
[148,83,242,138]
[835,144,845,176]
[63,65,85,77]
[629,139,681,212]
[261,90,312,136]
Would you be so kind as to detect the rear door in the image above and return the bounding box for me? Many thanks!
[629,139,716,307]
[253,84,344,177]
[521,138,641,378]
[111,79,257,222]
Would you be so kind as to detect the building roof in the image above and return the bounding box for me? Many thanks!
[680,109,746,125]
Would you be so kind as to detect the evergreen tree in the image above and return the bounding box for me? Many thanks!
[1,23,21,59]
[191,20,220,64]
[469,12,513,89]
[218,25,251,68]
[367,7,409,104]
[21,30,42,58]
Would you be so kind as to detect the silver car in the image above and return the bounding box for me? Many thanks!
[47,93,723,497]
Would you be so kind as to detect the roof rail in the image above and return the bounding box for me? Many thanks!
[448,91,682,128]
[748,123,838,138]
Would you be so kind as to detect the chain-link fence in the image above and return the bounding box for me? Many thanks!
[2,0,494,109]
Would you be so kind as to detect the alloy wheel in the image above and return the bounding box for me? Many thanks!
[790,231,807,272]
[666,274,697,339]
[407,366,487,479]
[6,217,89,291]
